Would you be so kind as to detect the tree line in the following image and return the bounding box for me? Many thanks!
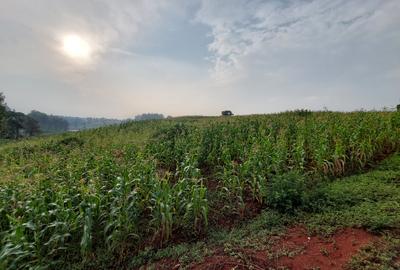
[0,92,167,140]
[134,113,165,121]
[0,92,41,139]
[0,92,70,139]
[63,116,121,130]
[28,110,69,133]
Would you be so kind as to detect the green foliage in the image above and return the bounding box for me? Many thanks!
[266,172,308,213]
[0,92,6,134]
[0,94,41,139]
[133,154,400,269]
[304,155,400,234]
[134,113,164,121]
[346,235,400,270]
[391,111,400,129]
[292,109,313,117]
[0,111,399,268]
[56,136,85,148]
[29,110,69,134]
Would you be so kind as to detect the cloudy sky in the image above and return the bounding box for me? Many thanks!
[1,0,399,118]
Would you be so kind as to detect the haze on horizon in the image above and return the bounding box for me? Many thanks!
[1,0,399,119]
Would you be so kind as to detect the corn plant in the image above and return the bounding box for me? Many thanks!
[149,179,174,245]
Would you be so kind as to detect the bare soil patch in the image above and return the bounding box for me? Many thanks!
[272,227,376,270]
[191,226,376,270]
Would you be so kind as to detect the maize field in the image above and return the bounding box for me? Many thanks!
[0,111,399,269]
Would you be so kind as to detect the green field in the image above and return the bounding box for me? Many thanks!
[1,111,400,269]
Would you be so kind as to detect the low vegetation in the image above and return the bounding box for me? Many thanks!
[0,111,399,269]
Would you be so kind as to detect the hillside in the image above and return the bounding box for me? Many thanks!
[0,111,399,269]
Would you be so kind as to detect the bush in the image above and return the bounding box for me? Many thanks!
[293,109,313,117]
[391,112,400,129]
[266,172,308,213]
[57,136,84,147]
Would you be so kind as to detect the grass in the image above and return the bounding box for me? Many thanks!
[304,154,400,234]
[346,234,400,270]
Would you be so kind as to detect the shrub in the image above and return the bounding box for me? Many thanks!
[266,172,308,213]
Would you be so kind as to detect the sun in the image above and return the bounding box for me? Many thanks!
[62,34,91,60]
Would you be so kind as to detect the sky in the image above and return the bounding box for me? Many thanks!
[1,0,399,118]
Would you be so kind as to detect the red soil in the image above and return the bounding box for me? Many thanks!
[191,226,376,270]
[272,227,376,270]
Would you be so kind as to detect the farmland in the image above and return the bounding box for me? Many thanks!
[1,111,400,269]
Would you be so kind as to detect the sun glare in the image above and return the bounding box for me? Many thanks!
[62,34,91,60]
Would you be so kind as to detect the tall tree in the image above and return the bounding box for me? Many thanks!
[0,92,7,135]
[23,117,41,136]
[4,111,25,139]
[0,93,41,139]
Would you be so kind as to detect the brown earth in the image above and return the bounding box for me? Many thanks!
[191,226,376,270]
[272,227,376,269]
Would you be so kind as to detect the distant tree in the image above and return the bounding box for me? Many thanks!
[0,93,41,139]
[397,104,400,112]
[62,116,121,130]
[28,110,69,133]
[293,109,312,117]
[23,117,41,136]
[134,113,164,121]
[4,111,25,139]
[0,92,6,134]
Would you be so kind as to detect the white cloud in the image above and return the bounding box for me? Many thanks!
[196,0,400,82]
[190,0,400,114]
